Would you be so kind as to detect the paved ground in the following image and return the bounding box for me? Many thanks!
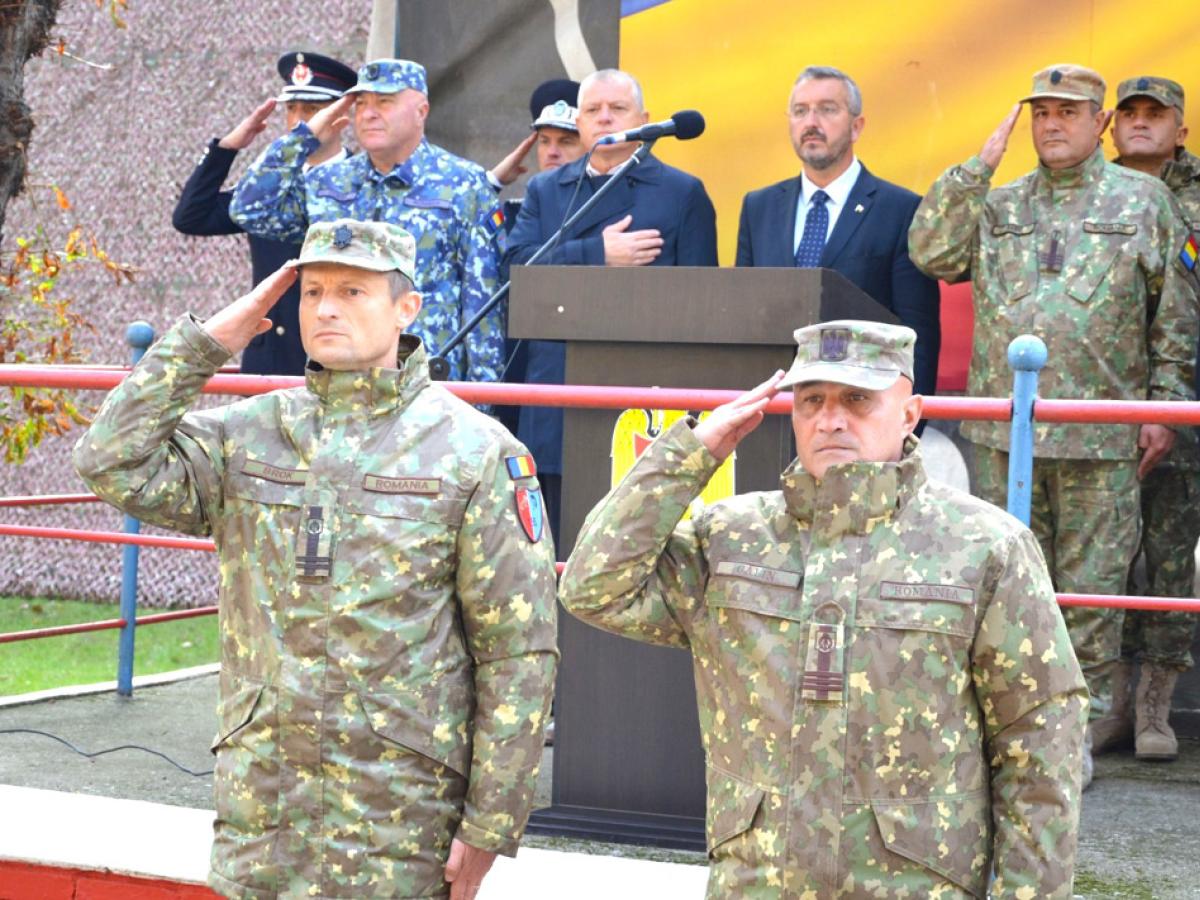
[1,671,1198,897]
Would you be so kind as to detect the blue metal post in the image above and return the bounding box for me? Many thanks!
[117,321,155,697]
[1006,335,1048,526]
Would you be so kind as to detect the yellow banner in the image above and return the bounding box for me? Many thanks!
[621,0,1200,265]
[611,409,735,514]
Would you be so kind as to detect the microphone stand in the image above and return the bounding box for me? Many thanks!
[428,138,657,381]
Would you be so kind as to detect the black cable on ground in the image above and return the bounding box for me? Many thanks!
[0,727,213,776]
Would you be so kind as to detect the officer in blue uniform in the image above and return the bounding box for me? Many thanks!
[487,79,584,234]
[486,79,585,434]
[230,59,507,384]
[172,51,356,375]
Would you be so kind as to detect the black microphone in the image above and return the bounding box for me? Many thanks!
[595,110,705,145]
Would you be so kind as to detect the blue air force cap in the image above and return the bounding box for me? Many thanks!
[276,51,357,103]
[345,59,428,97]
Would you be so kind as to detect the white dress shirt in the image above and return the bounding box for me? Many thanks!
[792,157,862,254]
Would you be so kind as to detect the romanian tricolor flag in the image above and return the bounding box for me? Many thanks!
[1181,234,1199,271]
[505,454,536,480]
[486,207,505,236]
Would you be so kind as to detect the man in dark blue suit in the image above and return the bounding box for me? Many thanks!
[504,68,718,540]
[736,66,940,398]
[172,51,355,375]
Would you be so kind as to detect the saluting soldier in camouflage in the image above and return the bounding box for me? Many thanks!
[908,64,1199,786]
[74,220,557,900]
[561,321,1087,899]
[230,59,506,384]
[1095,75,1200,762]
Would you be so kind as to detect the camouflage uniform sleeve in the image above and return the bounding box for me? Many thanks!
[558,418,719,648]
[972,528,1089,899]
[71,315,231,537]
[459,173,505,383]
[907,154,994,282]
[1146,198,1200,404]
[453,435,559,856]
[227,123,320,244]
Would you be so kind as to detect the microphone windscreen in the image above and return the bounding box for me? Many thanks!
[671,110,706,140]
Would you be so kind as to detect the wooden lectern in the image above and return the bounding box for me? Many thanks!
[510,266,898,849]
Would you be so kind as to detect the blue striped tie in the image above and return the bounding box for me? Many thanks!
[794,189,829,268]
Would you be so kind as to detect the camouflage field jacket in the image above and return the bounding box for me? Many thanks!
[909,146,1198,459]
[560,420,1088,899]
[74,317,558,899]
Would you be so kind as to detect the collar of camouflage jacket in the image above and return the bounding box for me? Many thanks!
[303,334,429,412]
[779,434,925,535]
[1036,144,1106,191]
[365,137,432,184]
[1162,148,1200,194]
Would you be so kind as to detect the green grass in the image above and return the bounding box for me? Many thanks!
[1073,870,1164,899]
[0,596,219,696]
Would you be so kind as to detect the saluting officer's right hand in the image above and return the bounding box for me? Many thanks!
[980,104,1022,171]
[219,98,277,151]
[693,371,785,462]
[305,95,355,144]
[202,266,297,355]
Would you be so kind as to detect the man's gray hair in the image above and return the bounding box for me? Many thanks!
[579,69,645,112]
[794,66,863,116]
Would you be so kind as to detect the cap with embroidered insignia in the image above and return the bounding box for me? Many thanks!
[287,219,417,282]
[779,319,916,390]
[345,58,428,97]
[1116,76,1184,114]
[275,51,357,104]
[1021,64,1105,106]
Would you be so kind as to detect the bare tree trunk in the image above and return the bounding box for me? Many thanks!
[0,0,63,245]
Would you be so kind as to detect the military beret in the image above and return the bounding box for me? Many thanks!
[287,219,417,283]
[276,51,357,103]
[1022,64,1106,107]
[1116,76,1184,114]
[779,320,916,391]
[345,58,427,97]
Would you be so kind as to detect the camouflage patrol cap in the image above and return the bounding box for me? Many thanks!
[344,58,427,96]
[1021,64,1106,106]
[779,320,916,391]
[287,219,416,282]
[1117,76,1185,113]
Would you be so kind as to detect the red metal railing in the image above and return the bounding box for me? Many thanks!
[2,366,1200,647]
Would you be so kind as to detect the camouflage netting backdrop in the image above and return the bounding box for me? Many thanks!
[0,1,372,605]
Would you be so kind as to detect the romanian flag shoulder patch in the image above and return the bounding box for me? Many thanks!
[1180,234,1199,271]
[505,454,536,480]
[485,206,505,236]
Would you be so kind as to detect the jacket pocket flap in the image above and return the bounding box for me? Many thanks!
[708,574,804,623]
[706,767,766,854]
[210,682,264,753]
[359,686,473,777]
[1065,235,1120,303]
[225,469,305,506]
[343,486,466,524]
[871,793,990,897]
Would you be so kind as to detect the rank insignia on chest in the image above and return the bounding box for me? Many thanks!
[295,489,336,581]
[801,605,846,704]
[505,454,536,480]
[515,486,544,543]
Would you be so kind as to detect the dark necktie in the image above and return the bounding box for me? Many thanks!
[794,189,830,268]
